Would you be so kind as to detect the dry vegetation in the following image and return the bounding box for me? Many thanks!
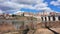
[0,21,60,34]
[0,22,15,33]
[0,16,60,34]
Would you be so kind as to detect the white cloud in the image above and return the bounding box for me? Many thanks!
[0,10,3,14]
[44,7,55,12]
[15,11,24,13]
[34,2,48,10]
[13,11,24,14]
[11,0,44,5]
[1,2,21,9]
[10,0,50,11]
[50,0,60,6]
[0,0,55,14]
[0,1,34,10]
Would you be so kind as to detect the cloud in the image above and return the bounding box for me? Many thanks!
[13,11,24,14]
[34,2,48,10]
[0,0,44,10]
[0,0,55,14]
[50,0,60,6]
[0,1,34,11]
[10,0,52,11]
[44,7,55,12]
[0,10,3,14]
[11,0,44,5]
[0,1,22,11]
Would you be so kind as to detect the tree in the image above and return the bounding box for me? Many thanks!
[12,14,16,17]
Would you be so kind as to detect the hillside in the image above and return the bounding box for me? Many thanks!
[9,16,37,21]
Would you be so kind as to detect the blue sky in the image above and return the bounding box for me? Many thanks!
[20,0,60,13]
[45,0,60,12]
[0,0,60,14]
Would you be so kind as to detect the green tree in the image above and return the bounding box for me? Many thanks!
[12,14,16,17]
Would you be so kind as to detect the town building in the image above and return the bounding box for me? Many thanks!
[39,12,60,22]
[24,12,34,17]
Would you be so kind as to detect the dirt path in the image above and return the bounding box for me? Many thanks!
[27,28,60,34]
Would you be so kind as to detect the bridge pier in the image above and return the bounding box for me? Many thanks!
[50,17,53,21]
[41,16,60,22]
[55,17,59,21]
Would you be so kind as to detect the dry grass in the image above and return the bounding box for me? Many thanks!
[0,22,15,32]
[27,21,60,34]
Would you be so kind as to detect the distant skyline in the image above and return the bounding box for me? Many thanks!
[0,0,60,14]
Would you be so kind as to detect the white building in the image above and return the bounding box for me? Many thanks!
[14,11,24,16]
[24,12,33,17]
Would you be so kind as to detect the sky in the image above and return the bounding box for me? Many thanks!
[0,0,60,14]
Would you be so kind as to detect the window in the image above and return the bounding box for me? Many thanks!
[48,16,50,21]
[41,17,43,21]
[58,16,60,20]
[53,16,55,21]
[45,17,47,21]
